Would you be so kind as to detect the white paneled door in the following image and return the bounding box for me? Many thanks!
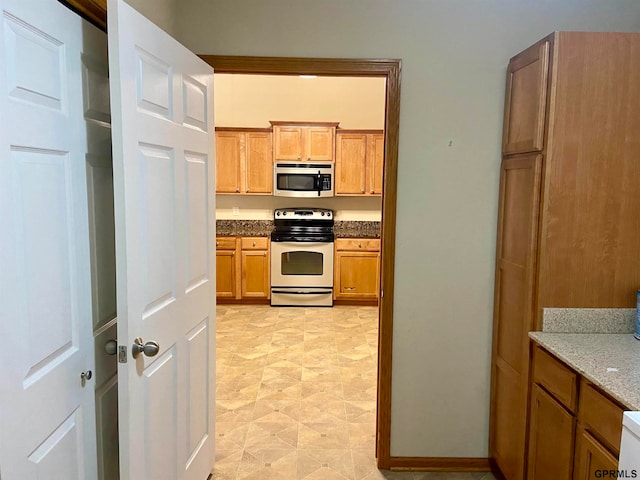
[0,0,98,478]
[107,1,216,480]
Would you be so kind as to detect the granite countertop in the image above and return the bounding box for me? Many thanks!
[529,332,640,410]
[216,219,381,238]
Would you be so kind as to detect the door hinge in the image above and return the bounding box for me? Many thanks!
[118,346,127,363]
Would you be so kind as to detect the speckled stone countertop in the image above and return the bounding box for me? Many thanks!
[542,307,636,333]
[216,220,273,237]
[216,220,381,238]
[334,221,381,238]
[529,332,640,410]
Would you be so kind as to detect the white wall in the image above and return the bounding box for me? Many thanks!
[175,0,640,458]
[215,74,385,129]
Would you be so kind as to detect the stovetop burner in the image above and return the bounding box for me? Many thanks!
[271,208,334,242]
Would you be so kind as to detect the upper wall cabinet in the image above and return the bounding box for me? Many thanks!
[335,130,384,196]
[271,121,339,162]
[502,39,550,155]
[215,128,273,194]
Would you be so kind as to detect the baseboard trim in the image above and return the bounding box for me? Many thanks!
[387,457,491,472]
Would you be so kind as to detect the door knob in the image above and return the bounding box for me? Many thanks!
[104,339,118,355]
[80,370,93,382]
[132,337,160,359]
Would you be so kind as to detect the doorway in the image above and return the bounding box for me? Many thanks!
[201,56,401,469]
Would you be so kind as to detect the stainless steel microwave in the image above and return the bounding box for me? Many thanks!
[273,162,334,198]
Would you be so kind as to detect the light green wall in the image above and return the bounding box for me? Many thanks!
[124,0,179,37]
[174,0,640,458]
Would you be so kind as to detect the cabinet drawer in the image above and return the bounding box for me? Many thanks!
[335,238,380,252]
[241,237,268,250]
[216,237,237,249]
[579,381,624,455]
[532,346,578,412]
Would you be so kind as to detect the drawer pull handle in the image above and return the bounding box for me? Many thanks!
[344,287,356,291]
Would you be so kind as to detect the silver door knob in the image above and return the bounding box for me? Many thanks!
[81,370,93,381]
[104,339,118,355]
[132,337,160,359]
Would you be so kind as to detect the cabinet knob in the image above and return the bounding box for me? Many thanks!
[358,243,362,248]
[263,252,267,256]
[252,241,256,247]
[307,157,311,161]
[361,189,365,193]
[371,189,375,194]
[216,241,219,246]
[246,188,250,193]
[297,156,301,161]
[235,188,239,192]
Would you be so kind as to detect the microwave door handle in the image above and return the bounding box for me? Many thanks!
[316,171,321,196]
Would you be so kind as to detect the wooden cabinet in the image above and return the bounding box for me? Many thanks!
[527,347,577,480]
[216,236,269,302]
[526,346,625,480]
[240,237,270,299]
[574,382,624,480]
[334,238,380,302]
[490,32,640,480]
[574,431,619,480]
[502,40,550,155]
[215,237,238,298]
[215,128,272,194]
[527,385,575,480]
[271,121,338,162]
[335,130,384,196]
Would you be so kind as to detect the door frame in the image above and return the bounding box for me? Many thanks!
[200,55,400,468]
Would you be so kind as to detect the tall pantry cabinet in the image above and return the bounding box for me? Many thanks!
[489,32,640,480]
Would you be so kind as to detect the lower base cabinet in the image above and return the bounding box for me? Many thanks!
[216,236,270,301]
[334,238,380,301]
[527,384,575,480]
[574,430,618,480]
[527,345,624,480]
[215,237,237,298]
[240,237,269,299]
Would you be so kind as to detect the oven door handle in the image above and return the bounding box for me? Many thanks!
[272,289,333,295]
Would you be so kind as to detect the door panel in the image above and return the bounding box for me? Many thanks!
[0,0,97,478]
[490,154,543,480]
[336,134,366,195]
[503,40,550,154]
[107,1,216,479]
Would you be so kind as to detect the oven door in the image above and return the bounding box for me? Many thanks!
[270,241,334,287]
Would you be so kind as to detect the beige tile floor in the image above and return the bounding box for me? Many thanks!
[213,305,495,480]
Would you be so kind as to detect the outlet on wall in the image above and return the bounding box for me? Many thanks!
[232,207,240,217]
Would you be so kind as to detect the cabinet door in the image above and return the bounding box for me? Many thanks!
[241,250,269,298]
[336,134,367,195]
[216,131,243,193]
[244,132,272,194]
[274,126,303,161]
[503,39,550,154]
[306,126,335,161]
[574,429,618,480]
[368,133,384,195]
[334,251,379,300]
[490,154,543,480]
[527,385,575,480]
[216,250,237,297]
